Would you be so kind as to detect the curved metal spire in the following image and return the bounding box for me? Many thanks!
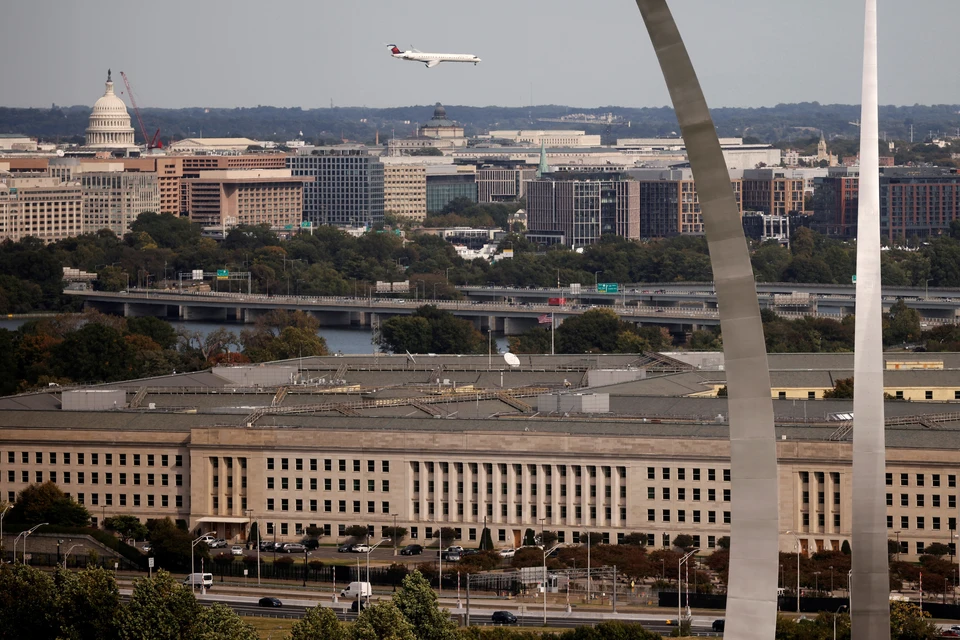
[851,0,890,637]
[632,2,778,638]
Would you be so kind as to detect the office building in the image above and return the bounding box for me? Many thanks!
[80,171,160,237]
[525,173,639,247]
[426,166,477,213]
[182,169,310,229]
[742,212,790,244]
[0,177,83,242]
[741,169,806,217]
[287,146,384,227]
[379,157,428,221]
[3,352,960,559]
[813,167,960,240]
[628,168,743,238]
[476,164,537,203]
[485,131,601,147]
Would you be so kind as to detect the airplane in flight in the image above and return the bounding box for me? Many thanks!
[386,44,481,68]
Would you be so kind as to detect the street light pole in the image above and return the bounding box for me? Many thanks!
[191,531,215,594]
[392,514,399,556]
[833,604,847,640]
[679,548,699,623]
[786,530,801,612]
[539,518,547,627]
[20,523,48,564]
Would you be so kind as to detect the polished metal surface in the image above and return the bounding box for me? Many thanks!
[851,1,891,637]
[632,2,778,638]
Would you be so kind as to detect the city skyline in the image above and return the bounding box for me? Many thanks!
[1,0,958,111]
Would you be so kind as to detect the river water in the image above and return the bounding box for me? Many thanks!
[0,319,512,355]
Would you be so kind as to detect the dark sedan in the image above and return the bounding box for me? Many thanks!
[400,544,423,556]
[338,543,355,553]
[712,619,725,632]
[258,597,282,608]
[492,611,517,624]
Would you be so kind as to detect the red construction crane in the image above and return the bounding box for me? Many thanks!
[119,71,162,149]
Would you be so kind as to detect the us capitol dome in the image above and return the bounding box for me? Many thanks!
[84,69,136,149]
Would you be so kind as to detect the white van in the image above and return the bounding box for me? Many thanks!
[340,581,372,599]
[184,573,214,590]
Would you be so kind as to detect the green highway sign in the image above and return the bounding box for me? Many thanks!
[597,283,619,293]
[216,269,229,279]
[301,221,312,228]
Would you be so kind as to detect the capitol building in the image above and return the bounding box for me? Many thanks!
[84,69,137,151]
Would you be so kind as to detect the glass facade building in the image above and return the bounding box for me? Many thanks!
[426,174,477,213]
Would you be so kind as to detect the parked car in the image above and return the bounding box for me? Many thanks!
[258,597,282,608]
[231,545,244,556]
[442,551,462,562]
[498,548,516,558]
[491,611,517,624]
[338,543,355,553]
[445,546,464,554]
[142,543,152,553]
[353,544,371,553]
[400,544,423,556]
[712,620,725,632]
[282,543,306,553]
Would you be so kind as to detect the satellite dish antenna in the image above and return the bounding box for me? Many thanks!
[504,353,521,368]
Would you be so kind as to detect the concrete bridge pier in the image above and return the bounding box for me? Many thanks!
[123,303,172,319]
[503,316,536,336]
[310,310,352,327]
[182,306,229,322]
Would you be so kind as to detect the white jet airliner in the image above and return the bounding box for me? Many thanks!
[387,44,481,68]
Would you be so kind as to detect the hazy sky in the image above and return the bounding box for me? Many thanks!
[2,0,958,110]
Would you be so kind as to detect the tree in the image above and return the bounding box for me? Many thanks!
[923,542,950,558]
[147,518,206,572]
[823,377,854,399]
[10,481,90,526]
[884,299,922,346]
[128,212,199,250]
[379,305,484,355]
[104,515,149,541]
[889,600,940,640]
[345,524,370,540]
[290,606,347,640]
[382,526,408,545]
[56,566,121,640]
[193,602,259,640]
[0,563,58,639]
[53,323,136,383]
[438,527,458,543]
[717,536,731,550]
[116,570,201,640]
[672,534,695,551]
[352,602,417,640]
[392,571,459,640]
[523,528,537,547]
[126,316,178,350]
[478,527,494,551]
[541,530,559,548]
[841,540,851,555]
[621,533,649,547]
[582,532,604,546]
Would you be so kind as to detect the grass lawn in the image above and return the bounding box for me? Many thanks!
[242,616,295,640]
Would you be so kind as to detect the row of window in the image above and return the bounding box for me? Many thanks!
[267,458,389,473]
[647,508,731,525]
[7,470,183,487]
[266,498,390,514]
[646,467,729,482]
[886,493,957,508]
[5,451,183,467]
[887,515,957,531]
[886,473,957,487]
[266,478,389,492]
[66,492,182,509]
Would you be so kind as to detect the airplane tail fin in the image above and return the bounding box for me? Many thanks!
[386,44,401,54]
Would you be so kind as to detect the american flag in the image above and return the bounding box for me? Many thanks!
[538,314,552,324]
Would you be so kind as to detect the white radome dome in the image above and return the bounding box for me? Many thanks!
[85,69,136,149]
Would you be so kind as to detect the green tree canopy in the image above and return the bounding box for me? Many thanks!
[104,514,149,541]
[56,566,122,640]
[823,377,854,399]
[352,602,417,640]
[117,570,202,640]
[290,606,347,640]
[10,481,90,526]
[0,563,58,638]
[127,212,200,249]
[379,305,484,355]
[392,571,459,640]
[52,323,136,383]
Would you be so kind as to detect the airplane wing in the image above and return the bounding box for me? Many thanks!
[425,60,440,68]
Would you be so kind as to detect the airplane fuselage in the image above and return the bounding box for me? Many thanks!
[388,46,480,68]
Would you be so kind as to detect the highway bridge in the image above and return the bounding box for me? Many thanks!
[64,282,960,337]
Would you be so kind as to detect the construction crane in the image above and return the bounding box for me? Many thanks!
[119,71,162,149]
